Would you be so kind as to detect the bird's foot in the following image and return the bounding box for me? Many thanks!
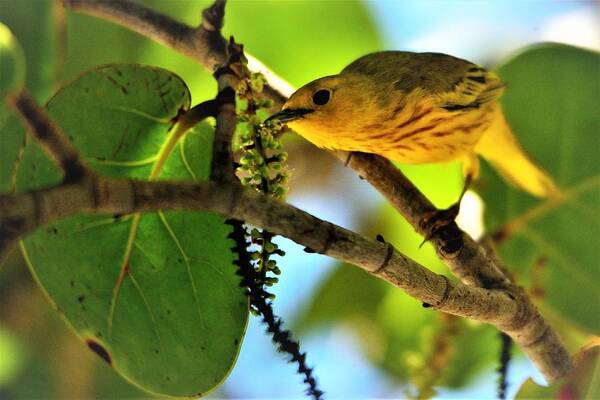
[419,203,463,254]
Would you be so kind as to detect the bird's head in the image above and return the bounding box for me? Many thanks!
[266,74,372,143]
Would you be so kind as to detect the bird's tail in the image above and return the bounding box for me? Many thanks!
[475,106,559,197]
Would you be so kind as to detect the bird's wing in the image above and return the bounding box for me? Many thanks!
[439,65,505,111]
[342,51,505,110]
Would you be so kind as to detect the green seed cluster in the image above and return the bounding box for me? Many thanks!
[236,74,288,200]
[235,71,289,295]
[249,227,284,292]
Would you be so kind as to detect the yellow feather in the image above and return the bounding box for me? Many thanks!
[274,51,558,198]
[475,106,559,197]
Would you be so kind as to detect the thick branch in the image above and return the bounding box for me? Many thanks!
[0,176,572,380]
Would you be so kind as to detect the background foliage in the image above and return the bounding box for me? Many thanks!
[1,0,598,398]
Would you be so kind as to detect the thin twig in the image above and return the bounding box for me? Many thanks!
[201,0,226,32]
[176,99,218,133]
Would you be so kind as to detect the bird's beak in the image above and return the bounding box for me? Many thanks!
[265,108,313,123]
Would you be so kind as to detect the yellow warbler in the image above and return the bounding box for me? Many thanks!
[268,51,558,199]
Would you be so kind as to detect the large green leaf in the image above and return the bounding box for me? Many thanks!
[480,44,600,333]
[15,64,248,397]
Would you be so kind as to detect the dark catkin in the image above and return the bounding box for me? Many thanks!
[226,219,324,400]
[497,332,512,400]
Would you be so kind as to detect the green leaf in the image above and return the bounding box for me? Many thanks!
[15,64,248,397]
[0,327,25,387]
[516,343,600,399]
[480,44,600,333]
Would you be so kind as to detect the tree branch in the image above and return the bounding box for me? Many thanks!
[40,0,573,382]
[2,91,572,381]
[201,0,226,32]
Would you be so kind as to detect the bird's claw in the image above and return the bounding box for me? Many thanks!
[419,203,463,254]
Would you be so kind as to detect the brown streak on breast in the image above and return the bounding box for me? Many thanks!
[415,142,431,151]
[455,118,489,135]
[369,129,396,140]
[363,123,385,132]
[394,144,414,151]
[396,122,437,141]
[395,106,432,130]
[466,119,489,134]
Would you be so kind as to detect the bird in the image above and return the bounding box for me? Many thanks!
[266,51,558,229]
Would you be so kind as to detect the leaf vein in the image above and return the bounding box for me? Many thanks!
[157,211,206,329]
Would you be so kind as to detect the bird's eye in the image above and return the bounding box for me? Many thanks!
[312,89,331,106]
